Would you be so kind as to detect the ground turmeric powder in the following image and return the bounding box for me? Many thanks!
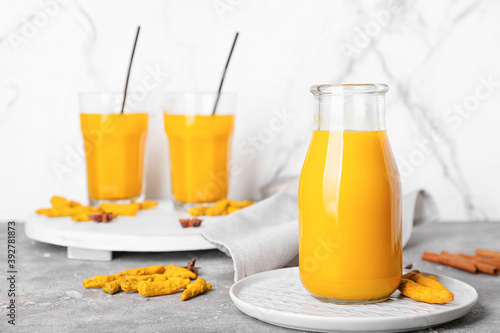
[180,278,212,301]
[137,278,190,297]
[398,270,454,304]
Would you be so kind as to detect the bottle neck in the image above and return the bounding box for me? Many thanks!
[313,92,387,132]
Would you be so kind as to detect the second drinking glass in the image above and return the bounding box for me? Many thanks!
[163,93,235,210]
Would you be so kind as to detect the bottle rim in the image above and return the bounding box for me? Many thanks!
[310,84,389,95]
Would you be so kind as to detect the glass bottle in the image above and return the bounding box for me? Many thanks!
[298,84,402,304]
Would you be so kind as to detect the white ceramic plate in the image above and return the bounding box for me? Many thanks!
[230,267,478,332]
[25,201,216,252]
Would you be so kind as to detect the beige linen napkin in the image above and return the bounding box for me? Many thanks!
[201,193,298,282]
[201,186,438,282]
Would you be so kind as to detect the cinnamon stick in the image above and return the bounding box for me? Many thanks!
[476,248,500,259]
[476,262,499,276]
[422,251,478,274]
[459,254,500,270]
[442,251,499,276]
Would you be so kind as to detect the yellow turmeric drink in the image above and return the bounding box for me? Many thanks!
[298,130,402,302]
[164,114,234,204]
[80,113,148,203]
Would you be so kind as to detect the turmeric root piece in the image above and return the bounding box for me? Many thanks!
[37,205,96,217]
[37,196,158,221]
[121,276,150,292]
[139,201,158,210]
[189,199,256,217]
[36,196,98,218]
[71,213,93,222]
[399,270,454,304]
[99,203,139,216]
[83,275,117,289]
[227,200,254,209]
[102,278,123,295]
[137,278,190,297]
[188,206,209,216]
[205,200,229,216]
[119,265,165,277]
[35,208,52,215]
[180,278,212,301]
[402,270,447,290]
[83,265,165,288]
[121,274,169,292]
[163,264,197,279]
[226,206,239,214]
[51,196,72,208]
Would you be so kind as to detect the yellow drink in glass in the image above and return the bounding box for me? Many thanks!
[299,130,401,302]
[79,93,149,205]
[163,93,235,209]
[299,84,402,304]
[164,114,234,203]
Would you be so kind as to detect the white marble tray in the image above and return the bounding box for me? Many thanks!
[25,201,216,261]
[230,268,478,332]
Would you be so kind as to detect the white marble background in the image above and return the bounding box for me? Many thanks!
[1,0,499,221]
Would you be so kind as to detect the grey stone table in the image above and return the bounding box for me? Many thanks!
[0,222,499,332]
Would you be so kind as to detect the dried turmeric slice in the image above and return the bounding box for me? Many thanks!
[163,264,197,280]
[180,278,212,301]
[137,278,190,297]
[398,270,454,304]
[83,265,165,288]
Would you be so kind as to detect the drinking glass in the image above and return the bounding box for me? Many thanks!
[79,92,149,206]
[163,92,235,210]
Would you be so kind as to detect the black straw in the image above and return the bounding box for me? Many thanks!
[212,32,239,115]
[120,26,141,114]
